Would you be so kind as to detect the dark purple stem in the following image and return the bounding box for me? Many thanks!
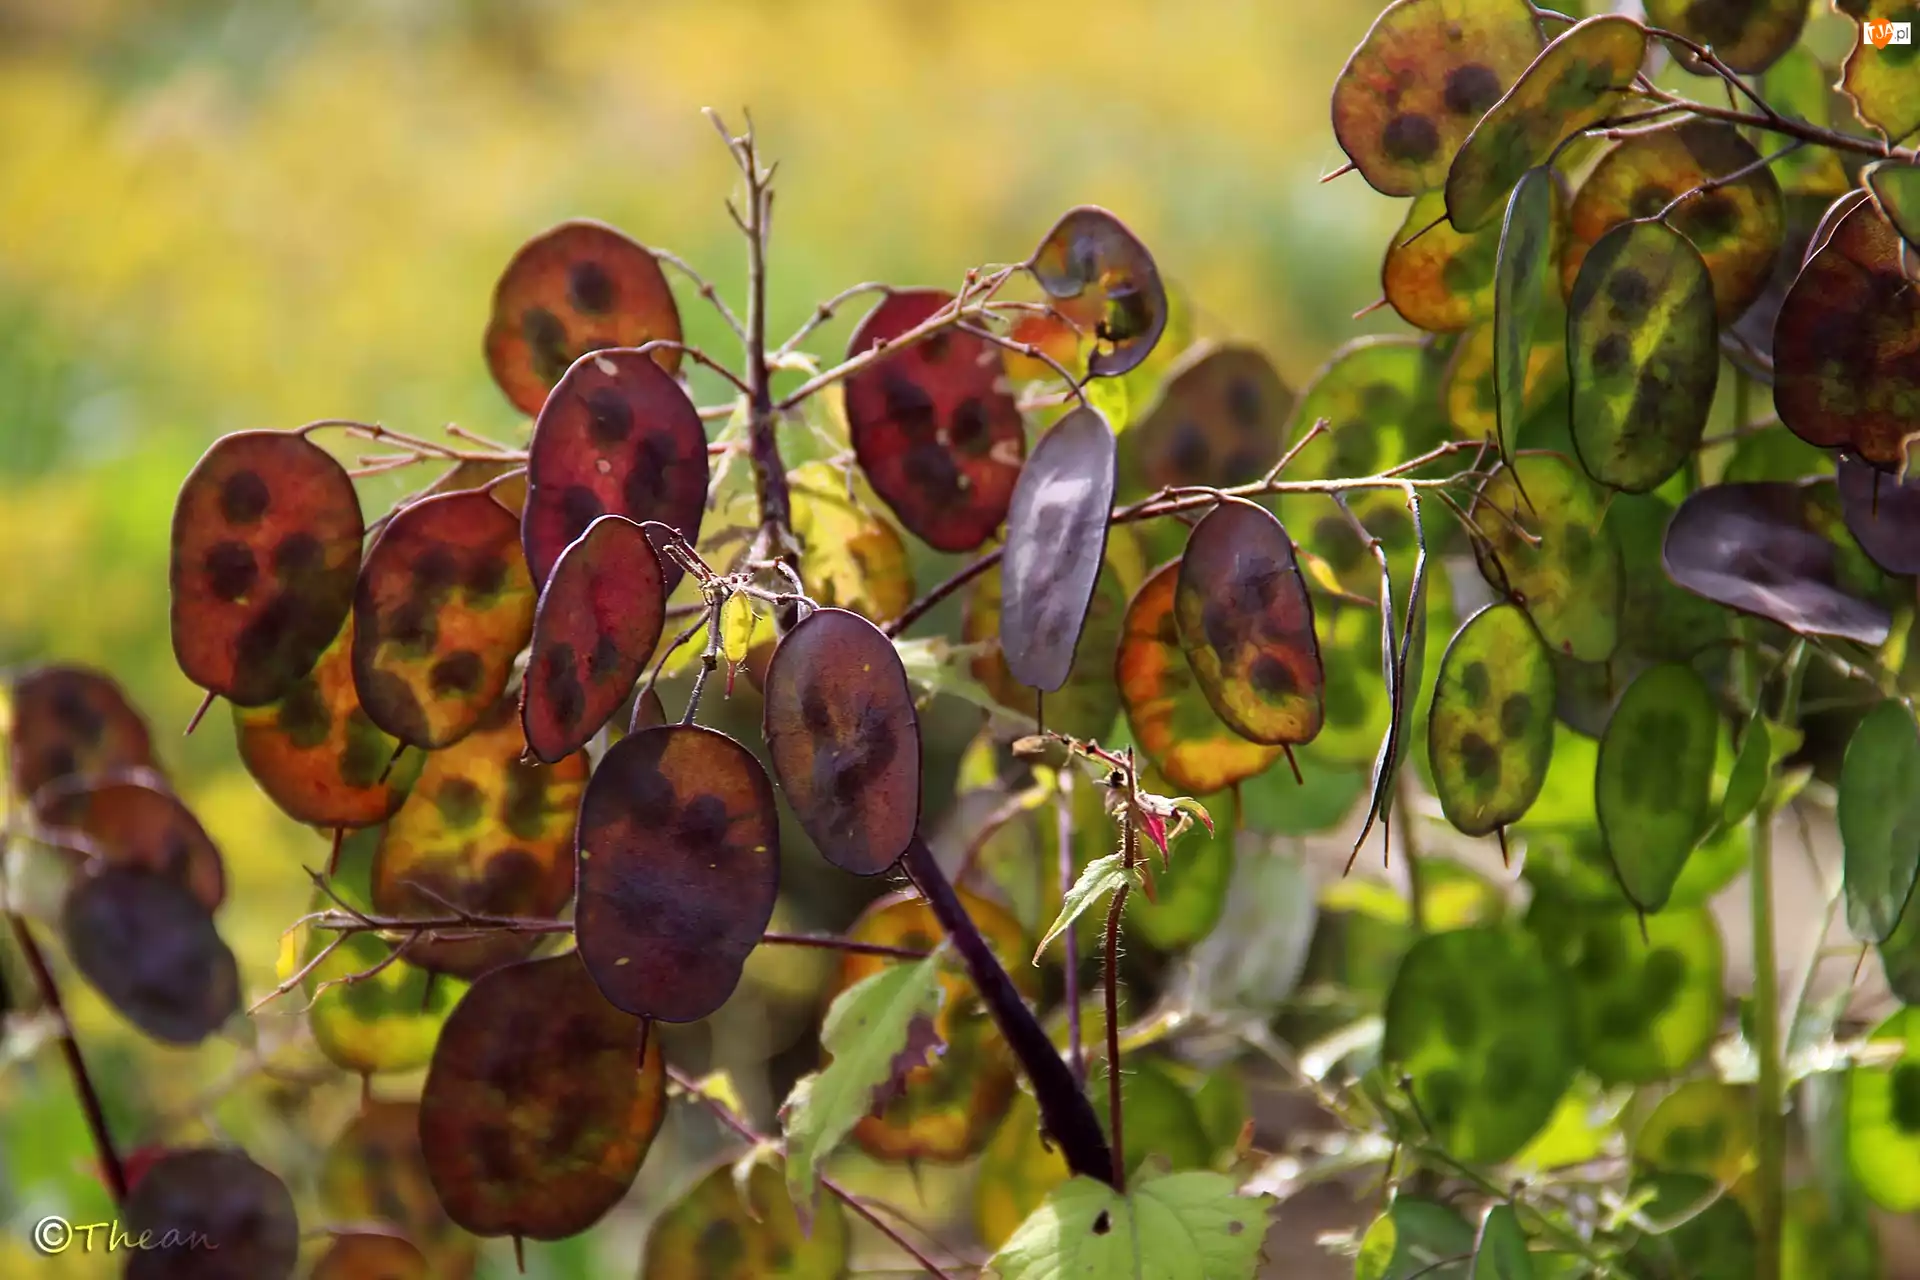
[902,834,1116,1186]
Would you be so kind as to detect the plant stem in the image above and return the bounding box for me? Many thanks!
[1103,882,1129,1191]
[901,834,1116,1186]
[1057,772,1084,1085]
[8,915,127,1204]
[1750,805,1783,1280]
[884,439,1486,638]
[1103,808,1136,1191]
[667,1066,960,1279]
[723,118,794,573]
[1638,90,1919,166]
[1399,774,1427,934]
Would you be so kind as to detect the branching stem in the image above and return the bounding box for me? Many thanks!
[667,1066,961,1280]
[901,834,1116,1186]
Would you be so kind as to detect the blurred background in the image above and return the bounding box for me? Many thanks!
[3,2,1891,1278]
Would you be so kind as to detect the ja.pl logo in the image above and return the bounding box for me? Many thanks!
[1864,18,1913,48]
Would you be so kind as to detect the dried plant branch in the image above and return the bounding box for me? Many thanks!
[666,1065,963,1280]
[772,266,1022,412]
[654,246,748,341]
[774,280,891,359]
[8,915,128,1204]
[884,441,1490,638]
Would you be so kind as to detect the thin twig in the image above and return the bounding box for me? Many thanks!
[654,247,747,341]
[1654,140,1805,224]
[772,266,1021,412]
[1641,24,1780,122]
[884,440,1488,638]
[774,281,891,359]
[954,322,1089,410]
[628,339,753,398]
[8,915,127,1204]
[667,1066,961,1280]
[1634,89,1919,165]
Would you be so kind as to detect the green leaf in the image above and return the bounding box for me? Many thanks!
[1088,374,1133,432]
[782,945,948,1207]
[1381,925,1578,1163]
[1596,662,1719,914]
[1527,897,1723,1085]
[1469,1205,1532,1280]
[988,1169,1271,1280]
[1372,1197,1476,1279]
[1472,452,1621,663]
[1426,602,1556,839]
[1718,716,1771,830]
[1567,220,1720,493]
[1493,167,1555,469]
[1846,1008,1920,1213]
[1357,1212,1398,1280]
[1867,160,1920,254]
[1840,4,1920,142]
[1838,699,1920,945]
[1036,852,1138,963]
[1445,15,1650,232]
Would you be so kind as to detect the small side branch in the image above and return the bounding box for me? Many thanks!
[654,247,748,341]
[667,1066,962,1280]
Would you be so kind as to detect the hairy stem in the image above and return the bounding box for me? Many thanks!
[901,835,1116,1186]
[9,915,127,1204]
[1058,772,1084,1085]
[1104,807,1136,1192]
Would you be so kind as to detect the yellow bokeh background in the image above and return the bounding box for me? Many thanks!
[0,1,1416,1275]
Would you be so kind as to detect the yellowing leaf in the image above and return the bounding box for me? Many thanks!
[782,944,948,1208]
[721,592,758,669]
[989,1169,1271,1280]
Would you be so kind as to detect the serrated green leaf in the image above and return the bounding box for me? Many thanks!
[783,945,947,1208]
[988,1169,1271,1280]
[1469,1204,1532,1279]
[1036,853,1138,964]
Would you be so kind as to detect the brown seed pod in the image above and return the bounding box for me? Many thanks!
[843,289,1027,554]
[575,724,780,1022]
[418,951,666,1241]
[352,489,535,751]
[762,607,922,876]
[483,220,683,417]
[170,429,364,706]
